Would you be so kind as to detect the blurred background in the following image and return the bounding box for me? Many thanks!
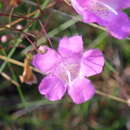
[0,0,130,129]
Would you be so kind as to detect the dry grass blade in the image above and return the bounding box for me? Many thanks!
[0,55,41,73]
[0,72,20,87]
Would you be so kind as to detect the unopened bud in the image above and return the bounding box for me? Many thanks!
[1,35,8,43]
[16,24,23,30]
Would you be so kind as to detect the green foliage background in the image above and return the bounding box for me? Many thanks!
[0,0,130,129]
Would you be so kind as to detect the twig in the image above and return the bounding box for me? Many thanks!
[0,12,37,21]
[39,20,53,48]
[64,0,71,6]
[96,90,128,104]
[0,55,41,73]
[0,72,20,87]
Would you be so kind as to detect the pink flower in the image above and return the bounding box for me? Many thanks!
[71,0,130,39]
[32,35,104,104]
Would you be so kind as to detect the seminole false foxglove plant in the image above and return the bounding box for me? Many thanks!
[71,0,130,39]
[32,35,104,104]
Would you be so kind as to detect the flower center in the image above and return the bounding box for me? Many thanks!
[54,58,80,84]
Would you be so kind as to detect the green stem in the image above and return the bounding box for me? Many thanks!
[0,49,27,107]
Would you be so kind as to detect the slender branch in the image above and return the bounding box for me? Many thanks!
[0,12,37,21]
[0,55,41,73]
[96,90,128,104]
[64,0,71,6]
[0,72,20,87]
[39,20,53,48]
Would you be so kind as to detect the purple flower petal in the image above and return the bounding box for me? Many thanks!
[71,0,130,39]
[32,46,60,74]
[121,0,130,8]
[58,35,83,57]
[68,77,95,104]
[80,49,104,77]
[71,0,119,23]
[39,75,66,101]
[108,12,130,39]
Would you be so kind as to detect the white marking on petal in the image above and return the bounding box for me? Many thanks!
[71,0,84,13]
[98,1,118,15]
[66,70,72,84]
